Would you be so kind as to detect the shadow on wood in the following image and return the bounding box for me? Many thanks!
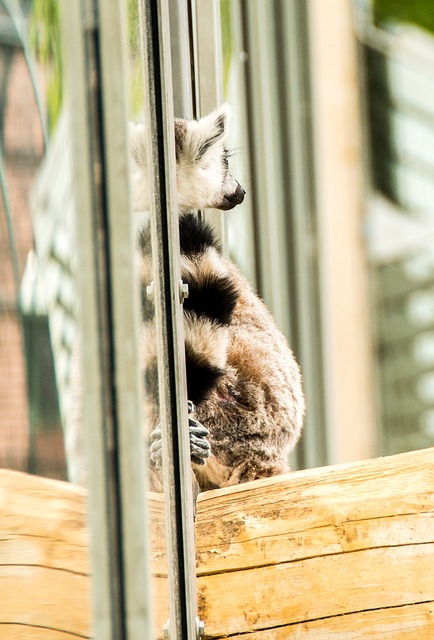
[1,447,434,638]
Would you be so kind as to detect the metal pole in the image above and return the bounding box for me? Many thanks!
[138,1,199,638]
[168,0,194,118]
[238,0,328,468]
[61,1,152,638]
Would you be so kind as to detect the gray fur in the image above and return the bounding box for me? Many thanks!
[191,258,304,490]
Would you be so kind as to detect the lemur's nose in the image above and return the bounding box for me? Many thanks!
[220,181,246,210]
[231,181,245,205]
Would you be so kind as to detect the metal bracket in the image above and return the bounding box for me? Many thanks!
[179,279,189,302]
[163,620,169,639]
[196,617,205,638]
[146,280,154,301]
[163,617,204,639]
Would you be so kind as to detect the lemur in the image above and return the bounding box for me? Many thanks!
[132,104,305,492]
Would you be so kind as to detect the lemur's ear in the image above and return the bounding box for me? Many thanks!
[195,104,231,161]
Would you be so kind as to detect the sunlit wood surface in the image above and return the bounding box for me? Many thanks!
[1,447,434,638]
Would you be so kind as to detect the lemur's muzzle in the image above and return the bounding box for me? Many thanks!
[220,181,246,210]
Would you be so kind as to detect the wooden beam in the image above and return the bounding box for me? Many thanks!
[220,603,434,640]
[1,447,434,638]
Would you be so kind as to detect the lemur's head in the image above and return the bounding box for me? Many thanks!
[174,104,245,212]
[130,104,245,214]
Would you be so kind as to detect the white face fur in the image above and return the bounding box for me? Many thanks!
[129,104,245,214]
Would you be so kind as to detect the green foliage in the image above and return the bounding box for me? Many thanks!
[373,0,434,34]
[29,0,62,131]
[29,0,143,128]
[27,0,232,124]
[220,0,232,91]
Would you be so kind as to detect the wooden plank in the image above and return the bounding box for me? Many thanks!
[2,448,434,638]
[0,625,84,640]
[198,544,434,636]
[195,448,434,573]
[195,448,434,637]
[0,470,168,638]
[0,565,168,639]
[223,602,434,639]
[0,469,167,573]
[0,566,90,635]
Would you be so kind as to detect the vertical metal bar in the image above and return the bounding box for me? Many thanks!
[192,0,226,243]
[273,0,328,469]
[239,1,293,342]
[193,0,223,115]
[138,1,199,639]
[97,1,154,637]
[238,0,327,468]
[61,4,120,637]
[61,1,152,639]
[226,0,258,288]
[168,0,194,118]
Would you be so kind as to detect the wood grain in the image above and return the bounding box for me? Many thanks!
[195,448,434,638]
[1,447,434,638]
[195,448,434,573]
[0,470,168,638]
[0,626,85,640]
[222,602,434,639]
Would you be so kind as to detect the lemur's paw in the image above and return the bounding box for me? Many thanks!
[188,401,211,466]
[149,425,163,469]
[149,402,210,468]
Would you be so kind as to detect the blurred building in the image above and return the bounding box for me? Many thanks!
[0,4,65,478]
[362,19,434,454]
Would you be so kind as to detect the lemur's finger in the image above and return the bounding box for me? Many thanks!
[149,437,162,455]
[149,425,163,468]
[189,418,209,438]
[191,453,207,465]
[149,425,162,444]
[149,448,162,468]
[190,433,211,454]
[190,426,211,465]
[188,401,211,465]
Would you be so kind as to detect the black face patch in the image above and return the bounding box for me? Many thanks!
[143,358,159,404]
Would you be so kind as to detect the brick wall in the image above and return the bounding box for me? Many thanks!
[0,47,66,478]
